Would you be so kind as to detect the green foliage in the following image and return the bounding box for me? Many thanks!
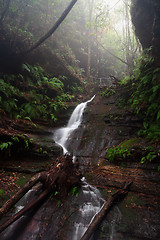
[28,65,64,91]
[70,186,79,196]
[0,64,72,123]
[138,123,160,141]
[140,147,157,164]
[16,176,27,187]
[0,142,13,157]
[57,200,61,207]
[50,191,61,207]
[126,49,160,141]
[0,78,22,117]
[36,147,47,155]
[54,191,59,196]
[106,146,131,162]
[0,142,13,151]
[100,87,116,97]
[48,77,64,91]
[0,189,5,200]
[140,146,160,171]
[106,143,160,170]
[118,138,140,149]
[70,83,83,94]
[0,135,34,158]
[119,76,131,85]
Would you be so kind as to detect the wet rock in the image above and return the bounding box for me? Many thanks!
[65,91,142,165]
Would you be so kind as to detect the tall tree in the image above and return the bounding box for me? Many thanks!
[87,0,94,82]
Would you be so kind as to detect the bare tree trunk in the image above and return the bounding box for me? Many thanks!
[0,172,45,219]
[87,0,94,82]
[80,181,133,240]
[0,154,82,234]
[152,2,160,65]
[23,0,78,54]
[0,189,50,233]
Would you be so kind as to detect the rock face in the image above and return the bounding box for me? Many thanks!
[67,87,141,166]
[131,0,154,49]
[131,0,160,63]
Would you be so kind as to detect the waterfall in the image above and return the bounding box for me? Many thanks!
[53,95,95,155]
[53,95,105,240]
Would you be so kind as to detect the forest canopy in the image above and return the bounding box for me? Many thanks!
[1,0,160,143]
[0,0,140,78]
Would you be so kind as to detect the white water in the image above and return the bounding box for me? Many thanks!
[71,178,105,240]
[53,95,121,240]
[53,96,105,239]
[53,95,95,155]
[2,95,121,240]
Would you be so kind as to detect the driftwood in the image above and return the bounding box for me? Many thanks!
[80,181,133,240]
[0,154,82,233]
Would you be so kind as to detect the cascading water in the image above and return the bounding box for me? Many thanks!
[0,95,122,240]
[70,178,105,240]
[53,95,106,239]
[53,95,95,155]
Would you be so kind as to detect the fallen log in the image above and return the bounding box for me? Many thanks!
[0,189,50,233]
[0,154,82,233]
[80,181,133,240]
[0,171,46,219]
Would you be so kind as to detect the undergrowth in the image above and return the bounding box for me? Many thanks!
[0,64,80,123]
[100,87,116,97]
[0,135,34,158]
[105,144,160,171]
[119,48,160,142]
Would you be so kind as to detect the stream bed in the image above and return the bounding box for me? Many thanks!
[0,92,160,240]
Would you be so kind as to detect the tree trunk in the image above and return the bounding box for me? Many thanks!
[80,181,133,240]
[0,154,82,233]
[152,3,160,65]
[0,189,50,234]
[87,0,94,82]
[23,0,78,54]
[0,172,45,219]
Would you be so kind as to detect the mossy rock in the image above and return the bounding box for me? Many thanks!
[118,138,142,150]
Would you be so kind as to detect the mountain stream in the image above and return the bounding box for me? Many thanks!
[0,95,122,240]
[54,95,107,239]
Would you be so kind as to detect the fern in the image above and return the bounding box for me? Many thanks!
[0,65,71,122]
[49,77,64,91]
[0,142,13,151]
[128,49,160,141]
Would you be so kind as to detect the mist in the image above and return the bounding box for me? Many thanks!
[0,0,140,79]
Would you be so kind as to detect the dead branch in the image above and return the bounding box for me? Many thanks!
[0,189,50,233]
[0,154,82,233]
[0,171,45,219]
[80,181,133,240]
